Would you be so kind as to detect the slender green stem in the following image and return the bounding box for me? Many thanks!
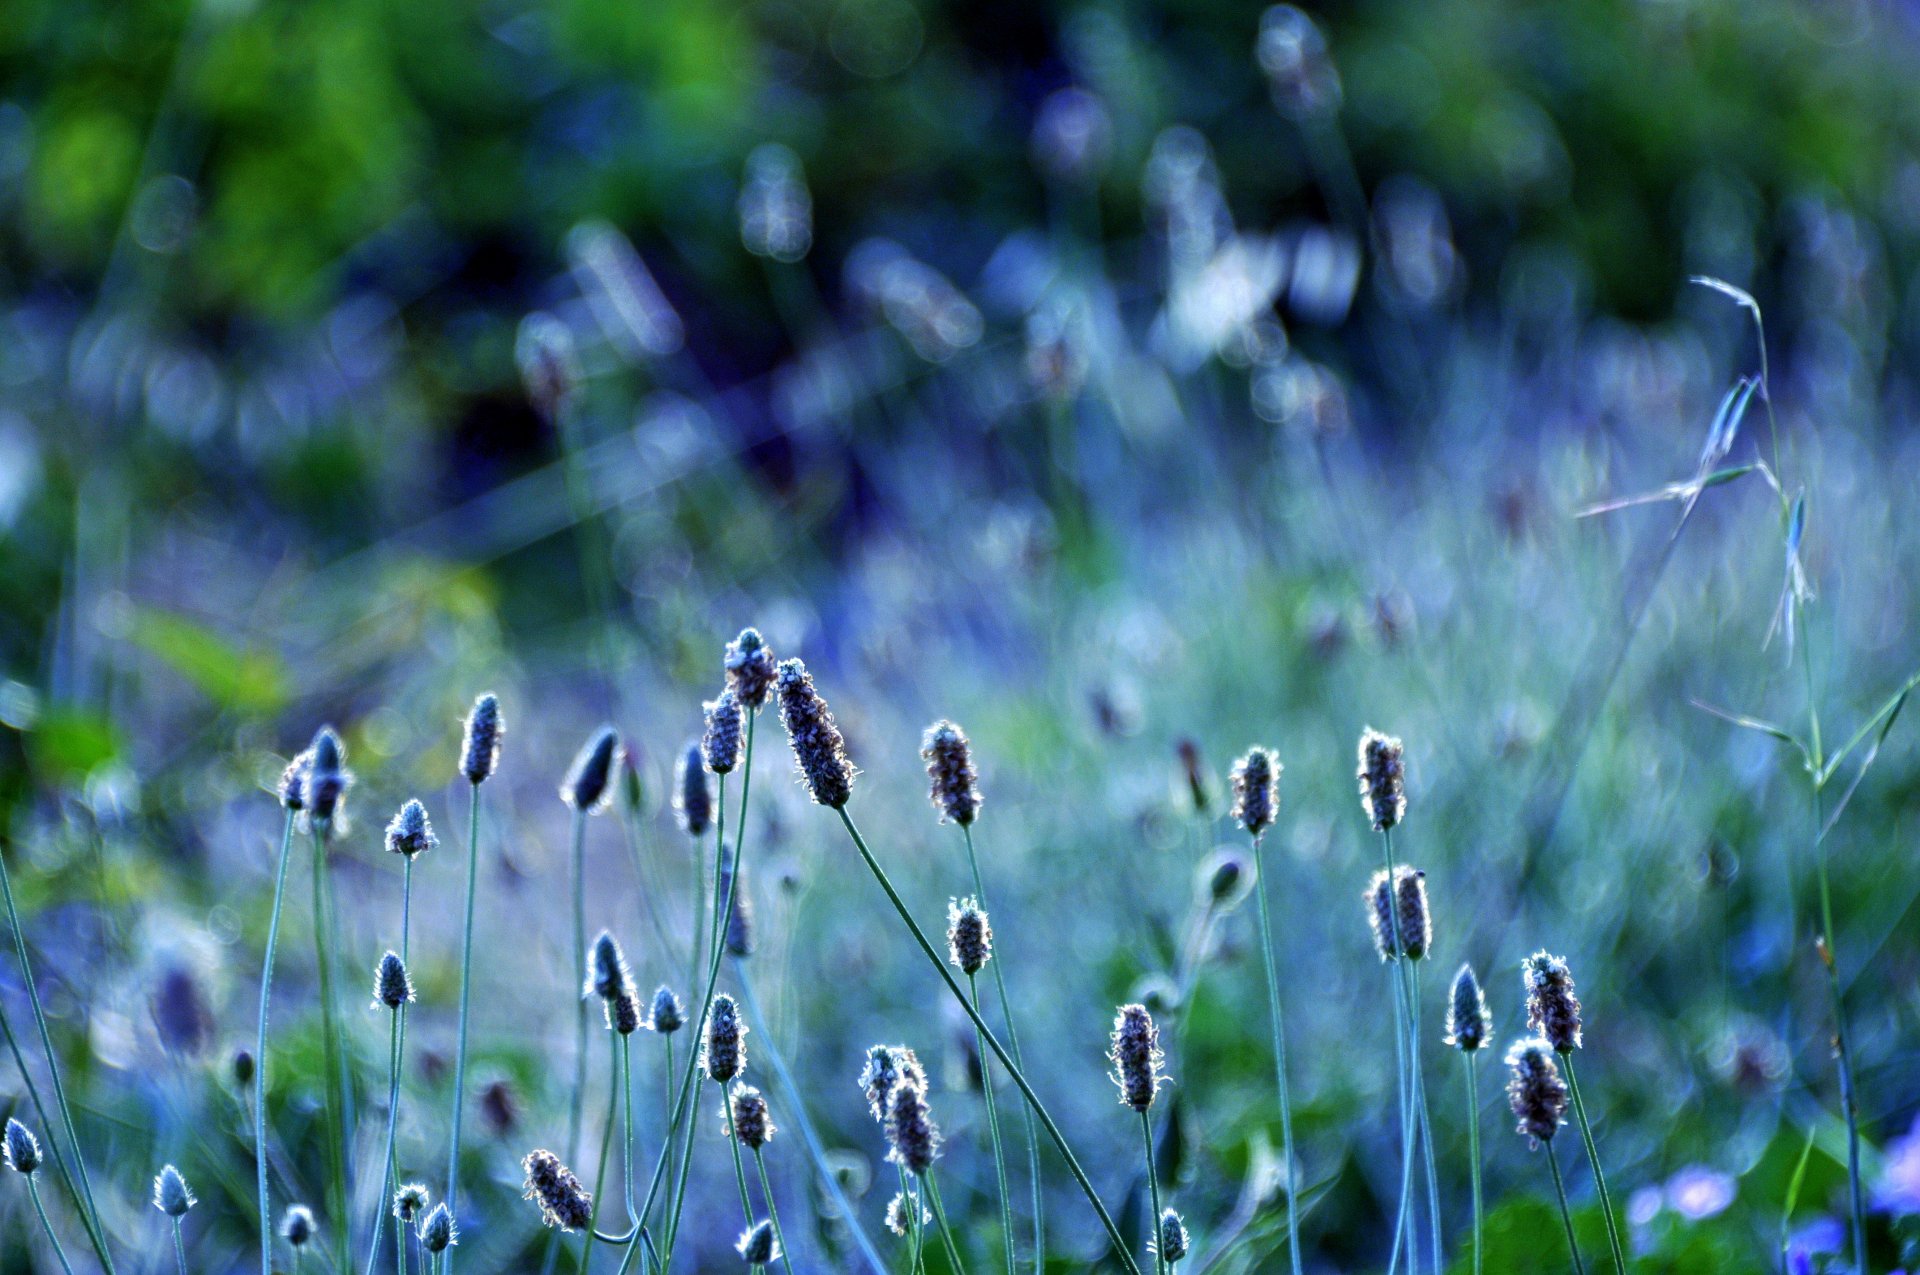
[1249,833,1303,1275]
[724,1083,756,1226]
[365,1009,404,1275]
[837,808,1142,1275]
[446,782,483,1273]
[924,1170,967,1275]
[962,824,1044,1272]
[397,1198,407,1275]
[172,1216,189,1275]
[569,808,590,1169]
[0,839,113,1274]
[1562,1057,1624,1274]
[1465,1054,1482,1275]
[311,825,350,1275]
[622,1036,636,1219]
[908,1172,926,1275]
[255,809,297,1275]
[1546,1141,1587,1275]
[1380,828,1414,1275]
[1810,774,1867,1270]
[1141,1112,1166,1275]
[588,1032,620,1274]
[1404,961,1442,1275]
[752,1150,793,1275]
[969,973,1016,1275]
[27,1175,76,1275]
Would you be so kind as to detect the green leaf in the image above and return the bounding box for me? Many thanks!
[126,607,289,715]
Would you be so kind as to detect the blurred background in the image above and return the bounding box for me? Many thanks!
[2,0,1920,1269]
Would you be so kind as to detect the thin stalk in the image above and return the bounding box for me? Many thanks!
[568,808,590,1169]
[310,825,350,1275]
[1545,1141,1587,1275]
[27,1174,77,1275]
[254,810,297,1275]
[1561,1057,1624,1275]
[1403,961,1442,1275]
[1464,1054,1482,1275]
[961,824,1044,1272]
[969,972,1016,1275]
[752,1151,793,1275]
[172,1216,188,1275]
[0,840,113,1274]
[0,1000,90,1266]
[1248,832,1303,1275]
[723,1084,756,1226]
[446,782,483,1274]
[364,1009,403,1275]
[396,1201,407,1275]
[837,808,1142,1275]
[1380,826,1414,1275]
[588,1032,621,1275]
[1141,1113,1166,1275]
[924,1170,967,1275]
[660,1037,674,1178]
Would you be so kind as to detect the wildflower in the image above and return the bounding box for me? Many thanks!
[704,690,744,774]
[1155,1209,1190,1262]
[725,628,778,711]
[675,742,712,838]
[650,986,685,1035]
[1524,952,1583,1052]
[1446,964,1491,1052]
[522,1150,593,1230]
[728,1083,775,1149]
[886,1079,940,1175]
[373,952,414,1009]
[1356,728,1406,831]
[420,1202,458,1253]
[736,1219,780,1265]
[153,1164,196,1216]
[4,1120,40,1175]
[1505,1038,1568,1146]
[1365,866,1429,960]
[702,993,747,1083]
[1230,747,1281,837]
[392,1184,429,1223]
[279,751,311,811]
[562,727,621,813]
[776,658,855,808]
[1873,1111,1920,1215]
[307,727,353,828]
[860,1044,925,1123]
[461,693,503,785]
[384,799,436,858]
[920,720,982,826]
[587,930,631,1001]
[946,897,993,975]
[885,1190,929,1236]
[281,1205,316,1247]
[1110,1004,1167,1112]
[1198,846,1253,911]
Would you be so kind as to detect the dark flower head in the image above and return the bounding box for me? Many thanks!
[392,1184,429,1223]
[725,628,778,711]
[1230,747,1281,837]
[649,986,684,1035]
[281,1205,316,1247]
[727,1082,775,1150]
[704,690,745,775]
[1155,1209,1190,1263]
[736,1219,780,1266]
[419,1202,457,1253]
[232,1048,255,1087]
[946,897,993,975]
[702,993,747,1083]
[1176,737,1211,813]
[885,1190,929,1236]
[461,692,503,785]
[278,750,311,811]
[385,799,436,859]
[1505,1037,1569,1146]
[860,1044,925,1123]
[1357,728,1406,831]
[306,727,353,828]
[374,951,414,1010]
[1524,952,1583,1052]
[1446,963,1492,1052]
[1109,1003,1167,1112]
[522,1150,593,1230]
[675,742,713,838]
[587,930,631,1001]
[920,720,982,826]
[776,658,856,808]
[720,848,754,958]
[1365,866,1429,960]
[1198,846,1254,911]
[562,727,622,813]
[5,1119,42,1175]
[610,988,642,1036]
[885,1079,941,1175]
[153,1164,196,1216]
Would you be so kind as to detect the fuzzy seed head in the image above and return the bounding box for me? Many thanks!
[562,727,621,813]
[374,951,414,1009]
[702,993,747,1082]
[720,850,755,958]
[704,690,745,774]
[675,742,712,838]
[725,628,778,711]
[420,1202,457,1253]
[920,720,982,826]
[649,986,684,1035]
[587,930,631,1001]
[306,727,353,827]
[860,1044,926,1123]
[1357,728,1406,830]
[461,693,503,785]
[281,1205,316,1247]
[279,750,311,811]
[392,1184,430,1223]
[1446,964,1492,1052]
[727,1082,775,1149]
[605,986,639,1034]
[1110,1003,1167,1112]
[1155,1209,1190,1263]
[1505,1037,1568,1146]
[776,658,855,808]
[1198,846,1254,911]
[1365,866,1429,960]
[885,1079,941,1175]
[736,1219,780,1266]
[885,1190,929,1236]
[1524,951,1583,1052]
[4,1119,39,1175]
[385,799,437,858]
[153,1164,196,1216]
[522,1150,593,1230]
[946,897,993,975]
[1230,747,1282,836]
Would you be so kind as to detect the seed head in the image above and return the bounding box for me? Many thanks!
[1197,846,1254,911]
[420,1202,457,1253]
[587,930,632,1001]
[306,726,353,828]
[153,1164,196,1216]
[1365,867,1429,960]
[1155,1209,1190,1263]
[702,993,747,1083]
[860,1044,926,1123]
[736,1219,780,1266]
[1357,729,1406,831]
[920,720,982,826]
[522,1149,593,1230]
[385,799,436,859]
[281,1205,316,1247]
[1505,1037,1568,1146]
[1446,964,1492,1052]
[1230,747,1282,837]
[1176,737,1211,813]
[461,692,503,785]
[1523,952,1583,1052]
[279,750,311,811]
[885,1190,929,1236]
[885,1078,941,1175]
[562,726,621,813]
[776,658,855,808]
[675,742,712,838]
[704,690,745,774]
[946,897,993,975]
[232,1048,255,1086]
[727,1082,775,1149]
[374,951,414,1010]
[720,849,755,958]
[392,1184,430,1223]
[1109,1003,1167,1112]
[649,986,684,1035]
[725,628,778,711]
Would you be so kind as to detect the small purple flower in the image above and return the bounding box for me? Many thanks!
[1664,1165,1734,1221]
[1874,1111,1920,1216]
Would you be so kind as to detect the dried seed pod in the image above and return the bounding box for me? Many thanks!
[1505,1037,1569,1146]
[777,658,855,808]
[1523,952,1583,1053]
[1357,728,1406,831]
[1109,1004,1167,1112]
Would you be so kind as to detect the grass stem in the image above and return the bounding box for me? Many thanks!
[1546,1140,1587,1275]
[254,809,297,1275]
[1249,832,1304,1275]
[1562,1056,1624,1274]
[446,782,483,1273]
[27,1173,77,1275]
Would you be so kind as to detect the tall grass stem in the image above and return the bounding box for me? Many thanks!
[1249,833,1304,1275]
[254,809,297,1275]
